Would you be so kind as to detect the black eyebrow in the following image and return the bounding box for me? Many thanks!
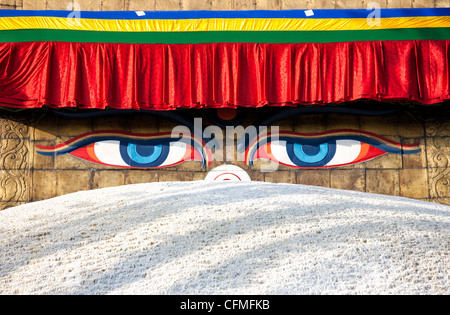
[50,103,399,129]
[251,105,400,128]
[237,105,400,152]
[50,105,399,152]
[50,108,195,129]
[50,108,219,145]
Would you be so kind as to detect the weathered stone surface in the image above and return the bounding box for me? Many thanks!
[366,169,400,196]
[297,169,330,188]
[402,138,427,169]
[125,170,159,185]
[326,114,360,131]
[330,169,365,192]
[32,171,56,201]
[57,117,92,137]
[399,168,429,199]
[359,115,399,136]
[428,167,450,199]
[1,138,30,170]
[158,171,194,182]
[398,112,424,138]
[435,0,450,8]
[92,170,125,189]
[1,169,30,202]
[101,0,125,10]
[56,170,91,196]
[264,171,297,184]
[32,141,55,170]
[255,0,280,10]
[362,153,402,169]
[294,114,326,133]
[426,137,450,169]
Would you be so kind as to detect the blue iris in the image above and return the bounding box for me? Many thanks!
[293,143,329,163]
[127,143,162,164]
[286,140,336,167]
[120,141,170,167]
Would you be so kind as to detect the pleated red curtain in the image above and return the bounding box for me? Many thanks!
[0,40,449,110]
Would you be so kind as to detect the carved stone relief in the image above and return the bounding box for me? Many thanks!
[421,107,450,201]
[0,113,34,210]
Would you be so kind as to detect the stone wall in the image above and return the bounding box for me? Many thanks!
[1,104,450,210]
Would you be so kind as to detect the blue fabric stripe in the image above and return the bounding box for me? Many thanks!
[1,8,449,19]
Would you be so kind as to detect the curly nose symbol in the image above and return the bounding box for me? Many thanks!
[204,164,251,182]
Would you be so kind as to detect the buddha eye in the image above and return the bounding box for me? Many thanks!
[245,130,421,169]
[83,140,189,168]
[36,131,211,169]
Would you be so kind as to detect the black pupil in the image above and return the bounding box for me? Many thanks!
[135,144,155,157]
[301,144,322,156]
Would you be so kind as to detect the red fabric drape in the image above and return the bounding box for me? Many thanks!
[0,40,449,110]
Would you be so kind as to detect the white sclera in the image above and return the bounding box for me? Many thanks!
[326,140,361,166]
[93,140,188,167]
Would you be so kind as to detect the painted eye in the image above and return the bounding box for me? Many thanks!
[268,139,371,168]
[36,131,211,169]
[86,140,189,168]
[246,130,421,169]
